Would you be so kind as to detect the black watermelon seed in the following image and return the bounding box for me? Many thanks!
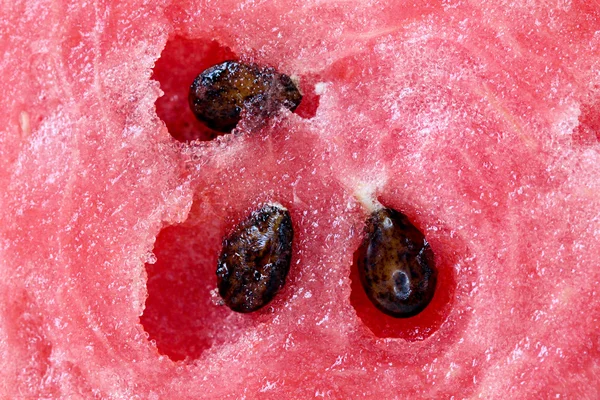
[357,208,437,318]
[189,61,302,132]
[216,204,294,313]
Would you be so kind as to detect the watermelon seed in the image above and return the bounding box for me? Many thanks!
[217,203,294,313]
[189,61,302,133]
[357,207,437,318]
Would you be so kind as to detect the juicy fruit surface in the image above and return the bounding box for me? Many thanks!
[1,1,599,399]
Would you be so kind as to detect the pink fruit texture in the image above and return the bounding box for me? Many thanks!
[1,0,599,399]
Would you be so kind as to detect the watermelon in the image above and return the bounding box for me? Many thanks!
[1,0,600,398]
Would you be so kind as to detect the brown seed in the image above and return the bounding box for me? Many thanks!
[189,61,302,132]
[216,204,294,313]
[357,207,437,318]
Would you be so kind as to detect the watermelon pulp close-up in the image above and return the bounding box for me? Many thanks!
[1,0,600,398]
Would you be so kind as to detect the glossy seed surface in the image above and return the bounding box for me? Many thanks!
[189,61,302,132]
[216,204,294,313]
[358,208,437,318]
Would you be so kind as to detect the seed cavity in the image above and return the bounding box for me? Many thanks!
[357,207,437,318]
[216,203,294,313]
[189,61,302,133]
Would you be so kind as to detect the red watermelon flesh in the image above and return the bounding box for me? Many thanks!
[1,0,600,398]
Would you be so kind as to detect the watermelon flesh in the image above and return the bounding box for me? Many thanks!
[1,0,600,398]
